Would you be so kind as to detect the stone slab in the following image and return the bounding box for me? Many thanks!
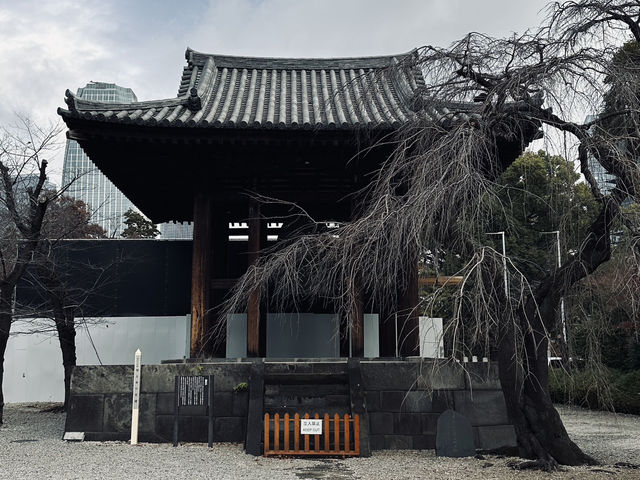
[65,394,104,432]
[71,366,133,394]
[412,433,436,450]
[103,393,156,433]
[384,434,413,449]
[215,417,245,442]
[369,412,393,435]
[393,413,422,435]
[436,409,475,457]
[453,390,509,426]
[416,363,465,390]
[475,425,517,450]
[361,362,419,391]
[463,362,501,390]
[401,391,433,412]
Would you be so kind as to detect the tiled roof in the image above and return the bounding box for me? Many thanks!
[58,48,432,130]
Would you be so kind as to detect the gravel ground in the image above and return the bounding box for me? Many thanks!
[1,403,639,480]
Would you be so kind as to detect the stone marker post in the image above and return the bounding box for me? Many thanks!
[131,349,142,445]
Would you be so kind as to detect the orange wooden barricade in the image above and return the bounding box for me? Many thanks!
[263,412,360,457]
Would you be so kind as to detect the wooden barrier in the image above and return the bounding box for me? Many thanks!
[263,413,360,457]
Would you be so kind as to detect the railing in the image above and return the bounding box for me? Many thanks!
[263,413,360,457]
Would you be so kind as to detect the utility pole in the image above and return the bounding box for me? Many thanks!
[487,231,508,298]
[541,231,567,343]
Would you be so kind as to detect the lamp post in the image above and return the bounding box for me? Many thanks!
[541,230,567,343]
[487,231,508,298]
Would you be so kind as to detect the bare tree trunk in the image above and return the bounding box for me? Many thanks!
[54,310,76,410]
[37,261,78,411]
[0,285,13,424]
[497,315,595,467]
[497,198,618,466]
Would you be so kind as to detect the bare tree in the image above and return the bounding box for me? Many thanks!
[218,0,640,468]
[0,117,62,424]
[18,196,108,410]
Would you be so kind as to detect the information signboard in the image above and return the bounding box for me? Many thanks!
[300,419,323,435]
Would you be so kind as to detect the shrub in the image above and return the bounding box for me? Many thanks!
[549,367,640,415]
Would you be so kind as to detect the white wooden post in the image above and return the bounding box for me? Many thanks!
[131,348,142,445]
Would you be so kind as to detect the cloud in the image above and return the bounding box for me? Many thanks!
[0,0,550,183]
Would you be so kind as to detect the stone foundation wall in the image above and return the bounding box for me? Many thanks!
[66,363,251,442]
[360,360,516,451]
[66,359,516,451]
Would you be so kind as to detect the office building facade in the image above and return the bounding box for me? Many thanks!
[61,82,193,238]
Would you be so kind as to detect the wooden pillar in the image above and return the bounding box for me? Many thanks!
[398,258,419,357]
[210,212,228,358]
[247,200,263,357]
[378,305,397,357]
[190,194,213,358]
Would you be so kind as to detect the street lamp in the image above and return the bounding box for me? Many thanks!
[541,230,567,343]
[487,231,508,298]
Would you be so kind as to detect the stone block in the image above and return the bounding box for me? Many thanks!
[71,366,133,394]
[103,393,156,433]
[380,391,406,412]
[232,391,249,416]
[214,392,233,416]
[421,413,439,434]
[84,432,129,442]
[369,412,394,435]
[215,417,245,442]
[475,425,517,450]
[401,391,432,412]
[412,434,436,450]
[431,390,455,413]
[65,394,104,432]
[393,413,422,435]
[416,363,465,390]
[369,435,385,450]
[436,410,475,457]
[464,362,501,390]
[156,414,209,443]
[156,392,174,415]
[384,435,413,449]
[364,391,380,412]
[361,362,419,391]
[453,390,509,426]
[139,363,251,394]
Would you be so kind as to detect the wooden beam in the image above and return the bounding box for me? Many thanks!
[190,194,213,357]
[419,276,464,287]
[247,200,262,357]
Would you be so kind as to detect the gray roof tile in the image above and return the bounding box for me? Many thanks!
[58,47,463,130]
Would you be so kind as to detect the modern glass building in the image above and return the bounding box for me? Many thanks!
[62,82,193,238]
[61,82,140,236]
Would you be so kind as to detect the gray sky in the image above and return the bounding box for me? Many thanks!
[0,0,551,183]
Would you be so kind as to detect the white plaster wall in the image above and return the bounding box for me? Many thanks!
[4,316,189,403]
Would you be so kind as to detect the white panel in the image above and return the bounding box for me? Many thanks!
[226,314,247,358]
[4,316,190,403]
[266,313,339,358]
[364,314,379,357]
[419,317,444,358]
[4,328,64,403]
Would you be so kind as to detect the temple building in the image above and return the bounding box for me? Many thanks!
[57,48,532,452]
[58,48,432,360]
